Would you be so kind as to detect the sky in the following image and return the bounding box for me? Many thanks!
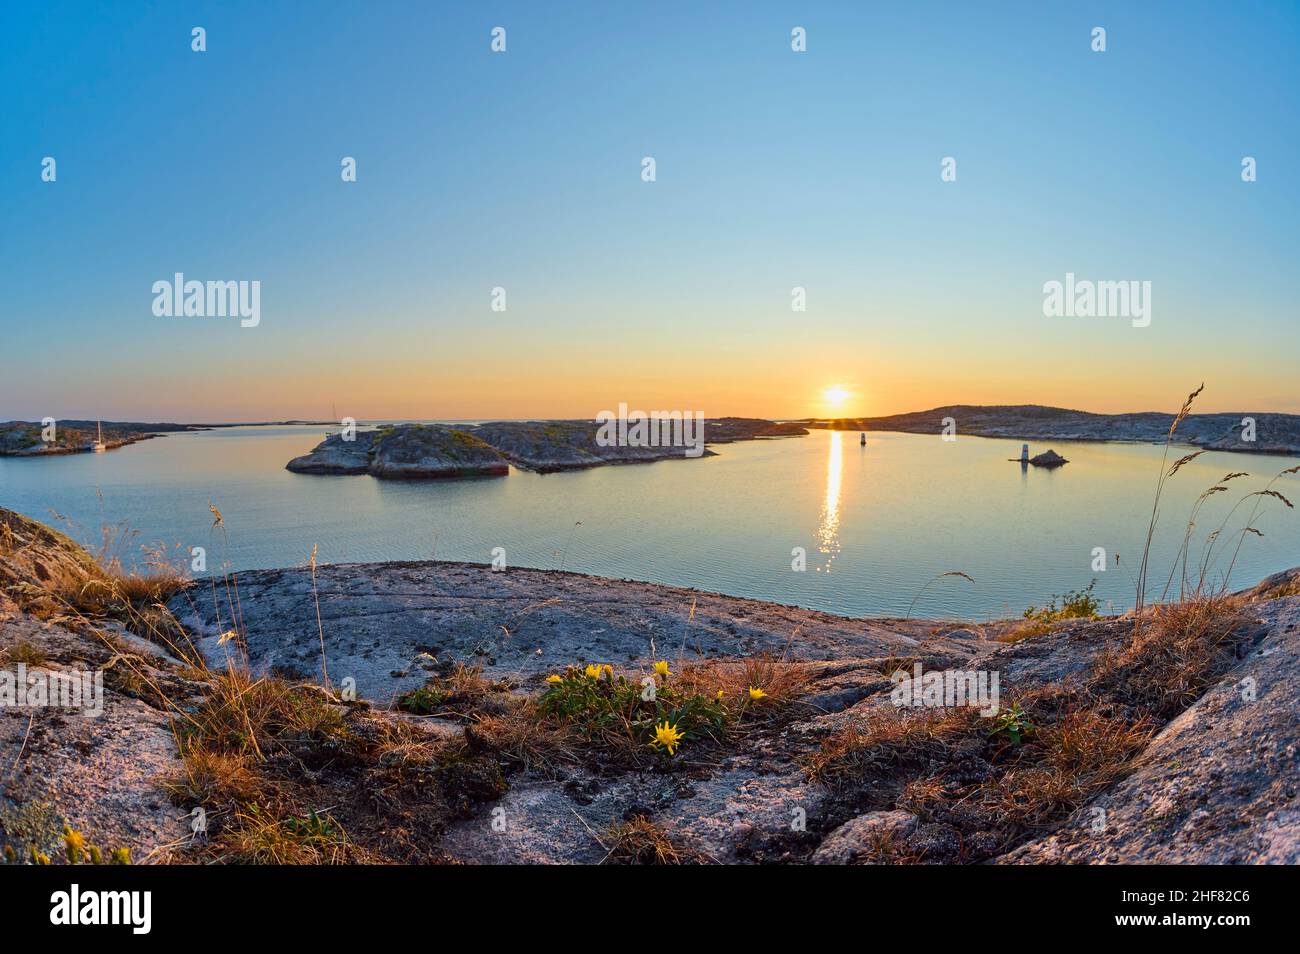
[1,1,1297,423]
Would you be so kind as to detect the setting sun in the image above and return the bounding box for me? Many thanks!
[823,385,851,409]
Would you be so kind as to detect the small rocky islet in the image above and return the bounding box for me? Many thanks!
[285,418,809,478]
[1029,449,1069,468]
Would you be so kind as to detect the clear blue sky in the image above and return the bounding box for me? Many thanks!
[1,1,1296,421]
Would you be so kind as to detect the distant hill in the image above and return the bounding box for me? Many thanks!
[809,404,1300,455]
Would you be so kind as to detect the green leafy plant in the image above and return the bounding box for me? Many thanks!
[537,665,727,757]
[1023,580,1100,625]
[284,811,338,840]
[989,702,1035,746]
[396,684,446,714]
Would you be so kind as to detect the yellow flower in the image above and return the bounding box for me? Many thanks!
[649,720,684,755]
[716,690,725,700]
[584,663,602,679]
[747,686,768,701]
[653,660,670,679]
[546,674,563,685]
[62,826,86,864]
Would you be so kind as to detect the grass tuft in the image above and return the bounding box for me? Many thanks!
[601,816,707,865]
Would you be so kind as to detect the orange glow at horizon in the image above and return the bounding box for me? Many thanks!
[18,329,1297,424]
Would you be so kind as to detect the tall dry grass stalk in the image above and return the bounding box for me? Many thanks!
[1134,383,1203,623]
[904,570,974,621]
[207,502,246,651]
[1136,385,1297,615]
[309,543,330,688]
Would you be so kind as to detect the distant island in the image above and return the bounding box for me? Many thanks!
[809,404,1300,455]
[6,405,1299,463]
[0,420,332,457]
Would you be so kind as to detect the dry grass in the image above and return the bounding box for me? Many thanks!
[0,508,197,664]
[162,745,263,813]
[809,586,1252,861]
[677,652,814,714]
[871,654,921,679]
[1088,593,1249,719]
[807,706,983,787]
[466,706,579,773]
[601,816,708,865]
[0,639,47,666]
[223,808,356,865]
[810,691,1159,860]
[974,710,1155,835]
[164,661,504,864]
[996,619,1053,644]
[1257,576,1300,599]
[178,664,346,759]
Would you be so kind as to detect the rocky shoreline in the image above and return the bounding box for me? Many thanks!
[2,505,1296,865]
[0,420,331,457]
[0,422,167,456]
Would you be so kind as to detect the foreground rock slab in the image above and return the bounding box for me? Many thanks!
[0,615,190,864]
[172,561,974,704]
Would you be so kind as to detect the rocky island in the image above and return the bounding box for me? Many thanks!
[286,424,509,479]
[2,505,1296,865]
[0,420,199,456]
[1029,449,1069,468]
[287,417,809,477]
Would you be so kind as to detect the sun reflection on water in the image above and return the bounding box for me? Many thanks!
[816,430,843,571]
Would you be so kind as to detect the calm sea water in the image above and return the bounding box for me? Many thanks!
[1,425,1296,620]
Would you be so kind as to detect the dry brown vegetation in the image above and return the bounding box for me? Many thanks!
[676,652,814,715]
[0,509,196,663]
[601,816,710,865]
[1089,593,1249,718]
[809,665,1176,862]
[0,639,47,666]
[156,654,523,863]
[809,588,1255,861]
